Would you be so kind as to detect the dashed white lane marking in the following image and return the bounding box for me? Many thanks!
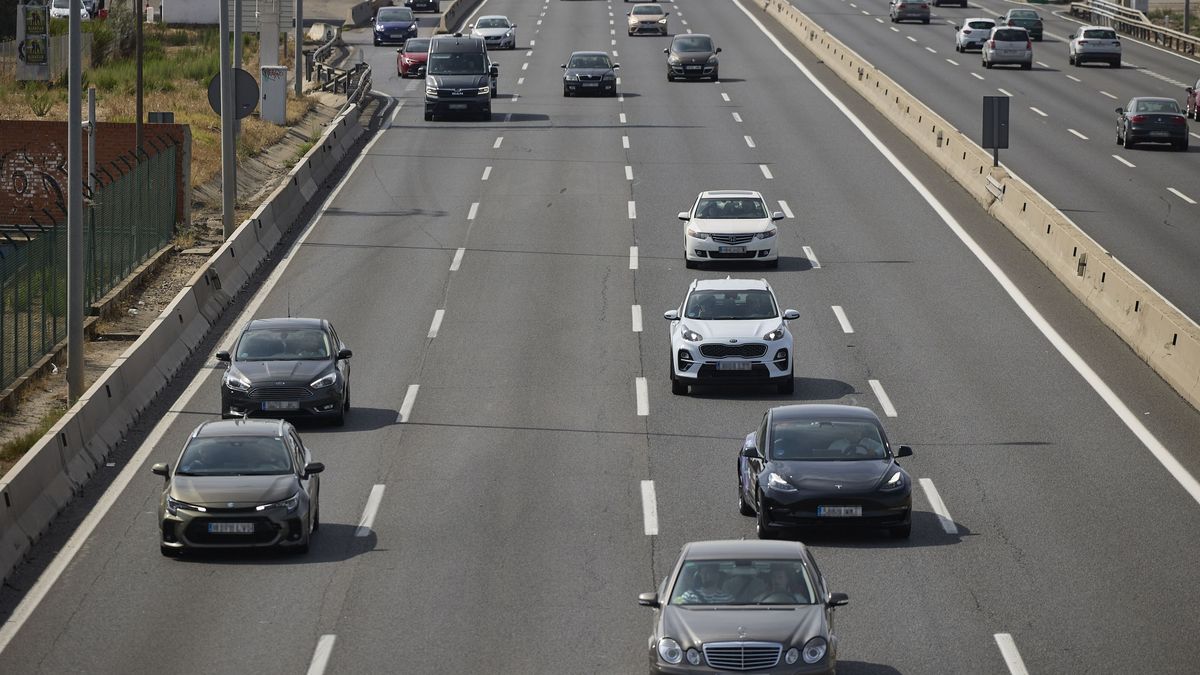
[610,28,615,35]
[732,112,743,122]
[512,94,520,102]
[635,377,649,416]
[1036,60,1049,68]
[971,72,985,80]
[609,18,614,24]
[629,246,639,269]
[619,94,625,102]
[619,112,627,124]
[778,200,793,218]
[925,46,936,53]
[632,305,643,332]
[467,202,479,220]
[1111,154,1135,168]
[890,26,899,32]
[862,10,870,15]
[946,58,959,66]
[504,113,512,123]
[1100,90,1118,99]
[994,634,1030,675]
[906,35,918,42]
[760,164,774,179]
[622,135,630,149]
[481,166,491,180]
[537,18,542,25]
[493,136,503,149]
[427,309,445,338]
[1066,74,1081,82]
[802,245,821,268]
[521,62,529,70]
[397,384,420,423]
[997,88,1012,96]
[355,485,387,537]
[306,635,337,675]
[919,478,959,535]
[389,101,405,126]
[612,39,617,45]
[525,50,532,56]
[1168,188,1197,204]
[1068,128,1089,140]
[616,76,622,85]
[831,305,854,334]
[1141,68,1189,88]
[686,28,693,33]
[721,92,731,102]
[744,135,756,148]
[681,18,688,25]
[849,2,857,6]
[450,247,465,271]
[875,17,884,23]
[625,165,634,180]
[640,480,659,535]
[1029,106,1047,117]
[517,76,525,85]
[530,39,535,46]
[613,49,619,56]
[628,201,637,219]
[868,379,898,417]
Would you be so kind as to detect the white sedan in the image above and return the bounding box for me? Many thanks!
[665,278,799,395]
[679,190,785,268]
[470,15,517,50]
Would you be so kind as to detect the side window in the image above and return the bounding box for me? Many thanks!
[288,430,306,470]
[758,413,769,450]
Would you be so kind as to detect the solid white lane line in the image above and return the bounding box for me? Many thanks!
[625,165,634,181]
[388,101,404,126]
[622,135,630,149]
[971,72,985,80]
[628,201,637,219]
[355,485,386,537]
[1068,128,1089,140]
[918,478,959,534]
[744,135,756,148]
[946,58,959,66]
[449,247,465,271]
[760,164,774,179]
[629,246,639,270]
[632,305,643,332]
[619,112,627,124]
[1191,132,1200,140]
[1066,74,1081,82]
[925,46,936,53]
[306,635,338,675]
[640,480,659,535]
[732,0,1200,509]
[906,35,918,42]
[397,384,420,423]
[636,377,649,416]
[869,379,898,417]
[778,200,793,218]
[994,634,1030,675]
[732,111,743,122]
[1168,188,1197,204]
[493,136,503,149]
[427,309,445,338]
[802,245,821,268]
[517,76,525,85]
[1029,106,1047,117]
[1111,154,1135,168]
[467,202,479,220]
[481,166,492,181]
[831,305,854,334]
[721,92,731,102]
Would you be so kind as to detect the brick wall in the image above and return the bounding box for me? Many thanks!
[0,120,189,227]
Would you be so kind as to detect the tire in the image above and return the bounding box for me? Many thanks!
[756,492,779,540]
[424,111,433,121]
[481,109,492,121]
[890,522,912,539]
[1178,140,1189,152]
[922,18,930,24]
[160,544,181,558]
[1068,53,1075,66]
[331,409,345,427]
[312,501,321,532]
[738,481,756,516]
[1111,59,1120,68]
[374,39,380,46]
[711,68,719,81]
[776,377,794,395]
[667,72,675,82]
[1021,61,1032,70]
[983,59,992,69]
[684,258,699,269]
[671,377,688,396]
[1123,131,1134,149]
[564,87,570,96]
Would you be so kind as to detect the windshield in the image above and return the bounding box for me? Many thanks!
[52,0,69,6]
[770,419,887,461]
[176,437,293,476]
[684,290,778,320]
[377,8,414,21]
[673,36,714,52]
[476,17,509,28]
[405,39,431,52]
[967,20,994,29]
[695,197,767,219]
[1082,29,1116,39]
[235,328,331,361]
[1133,99,1180,113]
[427,52,487,75]
[632,6,665,15]
[569,54,611,69]
[670,559,817,606]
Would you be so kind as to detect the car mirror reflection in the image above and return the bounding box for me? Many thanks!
[782,309,800,321]
[304,462,325,476]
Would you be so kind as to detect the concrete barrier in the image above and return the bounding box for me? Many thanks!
[438,0,484,33]
[760,0,1200,411]
[346,0,392,28]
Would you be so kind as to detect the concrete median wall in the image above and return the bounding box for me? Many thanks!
[437,0,485,33]
[760,0,1200,411]
[0,105,368,586]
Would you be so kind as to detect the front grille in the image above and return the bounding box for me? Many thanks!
[578,74,603,81]
[247,385,312,400]
[704,642,782,671]
[185,517,279,545]
[711,233,756,245]
[708,251,759,259]
[697,364,771,379]
[700,343,767,358]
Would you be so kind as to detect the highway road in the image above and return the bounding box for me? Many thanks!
[800,0,1200,322]
[3,0,1200,673]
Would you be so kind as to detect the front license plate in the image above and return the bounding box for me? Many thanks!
[582,82,599,87]
[717,361,753,371]
[262,400,300,411]
[208,522,255,534]
[448,103,468,110]
[686,66,701,70]
[718,246,746,254]
[817,505,862,517]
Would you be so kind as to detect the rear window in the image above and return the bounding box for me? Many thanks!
[1082,29,1117,39]
[1010,10,1038,18]
[967,20,994,29]
[993,29,1027,41]
[1133,99,1180,114]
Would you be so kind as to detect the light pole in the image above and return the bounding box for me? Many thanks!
[296,0,303,96]
[220,0,236,239]
[68,0,84,402]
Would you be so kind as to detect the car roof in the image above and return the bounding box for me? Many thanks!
[682,540,808,560]
[632,2,665,7]
[1008,8,1038,14]
[245,317,326,330]
[430,34,487,51]
[477,14,509,20]
[699,189,763,199]
[770,404,882,423]
[691,277,771,292]
[1131,97,1177,104]
[963,17,995,22]
[192,418,288,438]
[570,51,610,57]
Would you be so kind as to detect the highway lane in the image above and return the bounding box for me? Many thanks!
[3,0,1200,673]
[799,0,1200,323]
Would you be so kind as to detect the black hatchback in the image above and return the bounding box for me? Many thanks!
[218,318,352,426]
[665,34,721,81]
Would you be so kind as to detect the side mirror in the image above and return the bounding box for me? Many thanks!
[397,48,403,53]
[896,445,913,458]
[782,309,800,321]
[511,23,517,27]
[953,24,959,30]
[715,47,722,53]
[637,592,660,608]
[627,11,632,15]
[561,63,567,68]
[1115,107,1123,114]
[771,211,785,221]
[676,211,690,221]
[337,348,353,360]
[215,351,231,362]
[663,310,680,321]
[490,65,499,76]
[151,462,169,477]
[1187,87,1195,93]
[304,461,325,476]
[613,64,620,69]
[740,444,762,459]
[827,592,849,607]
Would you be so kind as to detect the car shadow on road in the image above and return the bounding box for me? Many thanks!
[292,406,399,433]
[837,661,904,675]
[168,524,377,565]
[781,512,975,550]
[688,256,814,273]
[503,112,552,122]
[687,377,856,402]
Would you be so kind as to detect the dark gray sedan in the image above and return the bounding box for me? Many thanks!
[562,51,619,96]
[1116,97,1190,151]
[639,540,847,674]
[665,34,720,81]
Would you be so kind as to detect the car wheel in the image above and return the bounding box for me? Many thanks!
[922,18,929,24]
[1178,140,1189,152]
[738,481,756,516]
[671,376,688,396]
[564,87,570,96]
[890,522,912,539]
[667,72,675,82]
[374,39,380,46]
[777,377,794,395]
[312,501,321,532]
[1116,130,1123,145]
[1068,52,1075,66]
[331,409,345,427]
[424,111,433,121]
[684,258,698,269]
[1111,59,1120,68]
[756,492,779,540]
[482,109,492,121]
[1123,131,1135,149]
[1021,61,1032,70]
[160,544,181,558]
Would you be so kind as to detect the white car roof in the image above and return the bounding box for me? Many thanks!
[692,277,772,292]
[962,17,995,23]
[477,15,510,21]
[698,190,763,199]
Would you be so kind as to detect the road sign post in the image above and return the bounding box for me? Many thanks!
[982,95,1010,168]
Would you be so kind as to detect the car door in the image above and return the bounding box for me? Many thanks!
[290,429,317,504]
[329,325,350,386]
[740,413,770,501]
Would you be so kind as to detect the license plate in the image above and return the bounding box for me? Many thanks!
[686,66,701,70]
[717,361,753,371]
[208,522,255,534]
[582,82,599,87]
[817,505,862,517]
[1150,131,1170,137]
[262,401,300,411]
[718,246,746,254]
[448,103,468,109]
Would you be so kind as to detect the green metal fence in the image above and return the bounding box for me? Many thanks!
[0,142,178,393]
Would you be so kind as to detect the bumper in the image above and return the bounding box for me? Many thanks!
[673,345,791,383]
[1074,49,1120,62]
[686,234,777,262]
[482,36,515,49]
[160,504,311,551]
[759,491,911,530]
[630,23,667,34]
[986,50,1032,65]
[893,10,929,21]
[650,652,834,675]
[222,385,344,420]
[374,30,418,44]
[564,80,617,94]
[668,64,716,78]
[1126,127,1187,144]
[959,39,987,50]
[399,61,426,77]
[425,95,491,115]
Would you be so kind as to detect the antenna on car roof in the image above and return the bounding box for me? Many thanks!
[287,292,291,318]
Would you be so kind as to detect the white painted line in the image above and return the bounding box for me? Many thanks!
[994,634,1030,675]
[849,2,857,7]
[744,135,756,148]
[616,76,622,85]
[760,164,774,179]
[450,247,465,271]
[997,88,1012,97]
[618,94,624,102]
[946,58,959,66]
[1111,154,1135,168]
[681,18,688,25]
[629,246,639,270]
[467,202,479,220]
[632,305,643,332]
[918,478,958,534]
[1066,74,1081,82]
[613,49,619,56]
[635,377,649,416]
[831,305,853,334]
[609,19,614,24]
[1068,128,1089,140]
[512,94,519,102]
[610,28,615,34]
[869,379,898,417]
[306,635,338,675]
[862,10,870,15]
[906,35,918,43]
[622,135,630,149]
[517,76,525,85]
[732,111,743,122]
[537,19,542,25]
[460,0,491,30]
[612,39,616,45]
[521,62,529,70]
[389,101,404,126]
[875,17,884,23]
[1036,60,1048,68]
[481,166,492,181]
[925,46,936,53]
[529,39,535,46]
[1168,188,1197,204]
[628,201,637,219]
[640,480,659,535]
[971,72,985,80]
[1029,106,1047,117]
[525,50,533,56]
[1193,132,1200,140]
[355,485,387,537]
[397,384,420,423]
[619,112,627,124]
[1100,90,1118,99]
[427,309,445,338]
[721,92,731,102]
[802,245,821,268]
[778,200,793,218]
[686,28,692,33]
[493,136,503,149]
[890,26,899,32]
[625,165,634,181]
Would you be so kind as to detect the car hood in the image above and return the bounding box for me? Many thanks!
[234,359,330,383]
[670,51,715,65]
[377,19,417,30]
[171,474,297,508]
[427,73,490,88]
[631,14,665,23]
[683,318,782,340]
[687,217,773,234]
[472,27,511,37]
[660,604,827,647]
[565,67,614,78]
[773,460,892,491]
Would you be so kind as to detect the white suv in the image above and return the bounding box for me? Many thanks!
[664,278,798,395]
[679,190,785,269]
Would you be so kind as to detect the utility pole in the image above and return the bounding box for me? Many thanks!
[1185,0,1191,37]
[135,0,143,153]
[68,0,84,402]
[295,0,303,96]
[220,0,236,239]
[87,87,96,196]
[233,0,242,139]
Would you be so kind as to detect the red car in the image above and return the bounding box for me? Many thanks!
[1187,78,1200,119]
[396,37,430,78]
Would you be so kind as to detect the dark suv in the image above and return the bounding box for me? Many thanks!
[1000,9,1043,41]
[424,34,498,121]
[217,317,352,426]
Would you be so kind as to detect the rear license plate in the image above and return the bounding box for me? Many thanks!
[262,401,300,411]
[1150,131,1170,137]
[208,522,255,534]
[717,361,753,371]
[817,505,862,517]
[718,246,746,254]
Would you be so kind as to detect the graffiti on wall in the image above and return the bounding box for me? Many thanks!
[0,142,66,224]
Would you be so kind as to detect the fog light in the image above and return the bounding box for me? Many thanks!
[758,250,771,257]
[774,349,788,363]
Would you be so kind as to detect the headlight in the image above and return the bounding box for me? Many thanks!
[756,228,777,239]
[881,471,904,490]
[223,370,251,392]
[785,647,801,665]
[564,73,579,81]
[257,492,301,514]
[426,84,438,96]
[505,30,512,36]
[802,637,828,664]
[685,227,708,239]
[668,56,681,64]
[658,17,668,23]
[680,327,703,342]
[310,372,337,388]
[686,648,701,665]
[477,85,491,95]
[707,54,719,64]
[167,496,207,515]
[762,326,786,341]
[603,73,616,80]
[657,638,683,665]
[767,472,797,492]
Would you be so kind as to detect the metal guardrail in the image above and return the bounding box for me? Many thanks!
[1069,0,1199,56]
[304,24,372,110]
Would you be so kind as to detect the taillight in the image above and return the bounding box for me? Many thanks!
[962,28,971,34]
[1026,40,1032,49]
[920,3,928,7]
[1077,40,1088,45]
[1171,116,1187,125]
[1129,115,1147,123]
[988,40,995,48]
